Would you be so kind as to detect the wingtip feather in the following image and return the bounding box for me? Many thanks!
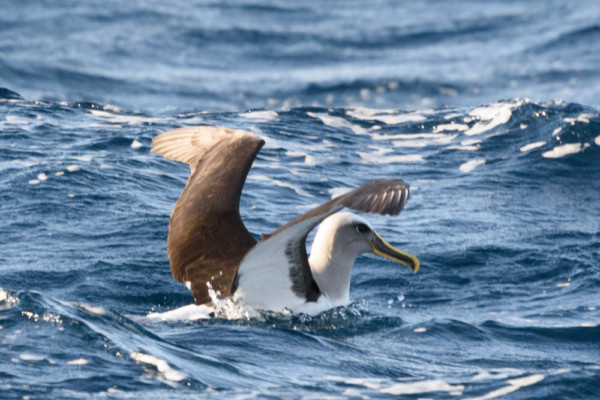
[151,125,262,167]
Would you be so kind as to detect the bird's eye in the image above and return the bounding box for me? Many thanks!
[355,223,370,234]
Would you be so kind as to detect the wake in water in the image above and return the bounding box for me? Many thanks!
[142,282,372,327]
[143,283,259,322]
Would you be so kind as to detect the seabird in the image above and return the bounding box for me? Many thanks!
[151,126,419,316]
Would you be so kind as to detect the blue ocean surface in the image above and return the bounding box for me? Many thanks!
[1,1,599,399]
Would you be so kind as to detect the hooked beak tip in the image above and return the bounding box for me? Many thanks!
[371,231,420,273]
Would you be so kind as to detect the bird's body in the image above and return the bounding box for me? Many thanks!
[151,126,419,316]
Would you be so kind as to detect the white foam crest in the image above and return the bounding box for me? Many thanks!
[358,151,423,164]
[372,132,449,141]
[564,113,598,124]
[240,110,278,121]
[472,370,515,382]
[285,151,318,167]
[326,376,385,390]
[594,135,600,146]
[0,288,18,310]
[144,304,213,322]
[367,145,394,156]
[130,352,186,382]
[3,115,30,125]
[346,108,426,125]
[391,140,428,148]
[346,107,393,119]
[304,155,317,166]
[73,155,93,162]
[380,379,465,396]
[260,135,286,150]
[90,110,169,125]
[443,112,463,119]
[76,303,108,316]
[343,388,363,397]
[448,145,479,151]
[262,135,333,153]
[463,374,544,400]
[520,141,546,152]
[131,140,143,149]
[248,175,313,197]
[434,123,469,132]
[460,159,486,173]
[66,165,80,172]
[307,112,368,135]
[392,134,458,148]
[20,353,45,362]
[89,123,122,129]
[465,102,514,136]
[67,358,89,366]
[12,160,38,168]
[103,104,122,113]
[462,138,482,146]
[542,143,583,159]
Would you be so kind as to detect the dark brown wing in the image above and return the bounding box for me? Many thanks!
[151,126,264,305]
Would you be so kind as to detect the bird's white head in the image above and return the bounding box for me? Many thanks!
[308,212,419,306]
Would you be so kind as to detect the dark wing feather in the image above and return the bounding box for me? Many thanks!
[151,126,264,305]
[269,179,410,237]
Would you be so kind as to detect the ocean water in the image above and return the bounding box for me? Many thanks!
[1,1,600,399]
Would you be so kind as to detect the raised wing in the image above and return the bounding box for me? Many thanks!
[152,126,265,305]
[235,179,410,310]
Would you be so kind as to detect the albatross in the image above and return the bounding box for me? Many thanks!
[151,126,419,316]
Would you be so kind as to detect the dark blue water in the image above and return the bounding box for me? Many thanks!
[1,1,599,399]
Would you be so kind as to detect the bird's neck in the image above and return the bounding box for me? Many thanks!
[308,236,354,306]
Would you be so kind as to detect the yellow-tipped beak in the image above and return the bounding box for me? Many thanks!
[371,231,420,273]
